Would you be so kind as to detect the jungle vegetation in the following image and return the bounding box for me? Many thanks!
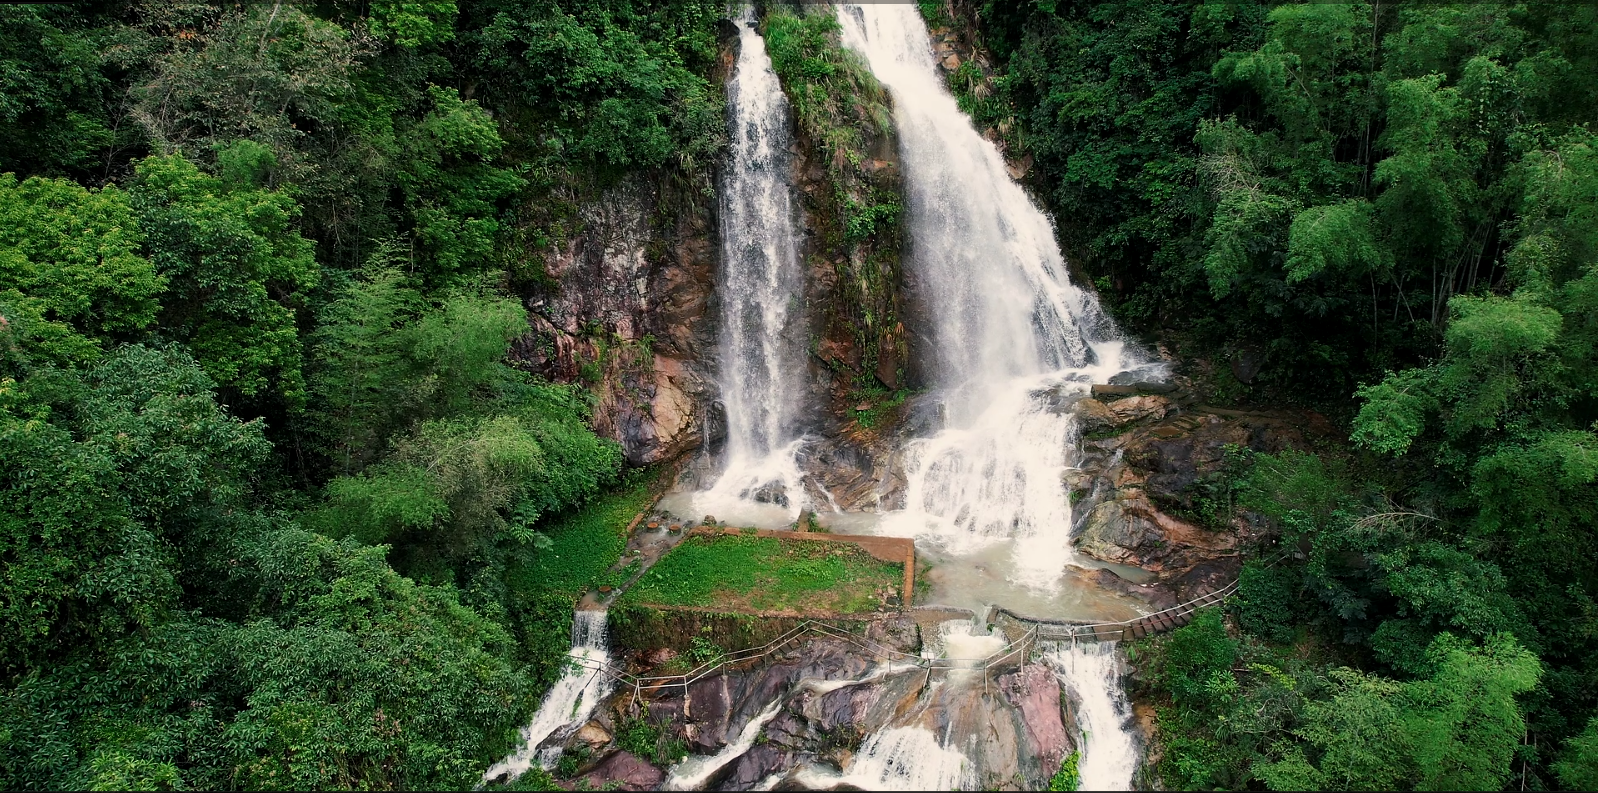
[952,0,1598,788]
[0,1,718,788]
[3,0,1598,790]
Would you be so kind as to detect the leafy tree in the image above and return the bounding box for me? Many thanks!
[0,345,268,679]
[0,174,163,368]
[0,6,117,176]
[396,86,526,280]
[130,3,367,189]
[368,0,459,48]
[131,154,320,405]
[307,286,620,568]
[463,1,725,174]
[1555,717,1598,791]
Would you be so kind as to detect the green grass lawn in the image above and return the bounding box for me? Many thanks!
[619,534,902,615]
[500,467,658,687]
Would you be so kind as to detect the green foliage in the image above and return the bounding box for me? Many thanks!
[614,714,687,767]
[466,1,724,174]
[0,174,163,368]
[1253,634,1540,792]
[1555,717,1598,792]
[369,1,458,48]
[764,5,904,392]
[397,86,526,280]
[622,534,902,615]
[131,154,320,404]
[1049,751,1080,791]
[0,345,267,678]
[0,6,117,176]
[0,4,714,789]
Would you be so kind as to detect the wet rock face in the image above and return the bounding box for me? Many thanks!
[511,180,718,465]
[1068,400,1319,582]
[577,750,663,791]
[568,622,1072,791]
[999,664,1071,772]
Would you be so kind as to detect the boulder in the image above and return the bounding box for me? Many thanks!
[574,721,612,749]
[686,673,731,752]
[1107,395,1171,425]
[717,743,791,791]
[1073,398,1116,434]
[576,751,663,791]
[998,664,1071,771]
[1076,487,1236,571]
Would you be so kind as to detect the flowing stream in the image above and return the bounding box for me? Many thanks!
[690,7,809,528]
[482,610,613,784]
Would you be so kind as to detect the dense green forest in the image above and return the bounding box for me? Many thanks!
[953,0,1598,788]
[0,0,716,788]
[4,0,1598,790]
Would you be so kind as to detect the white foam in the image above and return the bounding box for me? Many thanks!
[694,7,811,526]
[1047,643,1140,791]
[664,700,784,790]
[482,610,614,783]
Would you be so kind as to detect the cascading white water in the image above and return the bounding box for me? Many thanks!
[693,8,809,528]
[934,618,1008,670]
[482,610,613,783]
[834,4,1152,591]
[818,725,972,791]
[1047,643,1140,791]
[664,700,784,790]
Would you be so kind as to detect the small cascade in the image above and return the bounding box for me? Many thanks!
[837,726,973,790]
[663,700,784,790]
[1047,643,1140,791]
[933,618,1007,670]
[693,6,810,528]
[834,3,1159,590]
[482,610,613,783]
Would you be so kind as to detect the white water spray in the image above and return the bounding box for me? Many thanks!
[1048,643,1140,791]
[694,8,809,528]
[482,610,613,783]
[834,5,1151,591]
[815,725,972,791]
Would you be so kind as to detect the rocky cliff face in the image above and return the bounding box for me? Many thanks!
[1062,390,1334,599]
[509,27,735,467]
[512,176,720,467]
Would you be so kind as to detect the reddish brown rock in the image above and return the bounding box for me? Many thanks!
[998,664,1071,771]
[576,751,663,791]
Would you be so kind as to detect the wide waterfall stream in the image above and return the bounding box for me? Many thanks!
[832,3,1145,787]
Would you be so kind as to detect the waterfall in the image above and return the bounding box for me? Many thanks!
[693,7,809,528]
[664,700,784,790]
[803,725,973,791]
[482,610,613,783]
[833,4,1148,591]
[1047,643,1140,791]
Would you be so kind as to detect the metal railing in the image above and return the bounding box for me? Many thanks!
[568,578,1246,707]
[994,580,1240,641]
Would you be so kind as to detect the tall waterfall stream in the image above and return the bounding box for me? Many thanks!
[683,7,809,529]
[482,610,612,783]
[832,4,1145,787]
